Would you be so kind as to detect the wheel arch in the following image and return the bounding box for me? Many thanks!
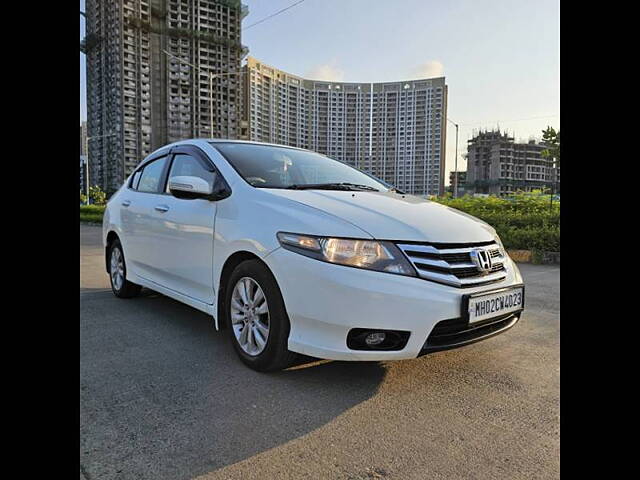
[105,230,120,273]
[217,250,268,330]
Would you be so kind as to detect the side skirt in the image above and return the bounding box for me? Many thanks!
[130,273,218,328]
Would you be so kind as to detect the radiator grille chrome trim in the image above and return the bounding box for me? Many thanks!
[397,241,507,288]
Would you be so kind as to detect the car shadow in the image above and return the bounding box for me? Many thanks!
[80,288,387,480]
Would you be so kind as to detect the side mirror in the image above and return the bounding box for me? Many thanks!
[168,176,213,200]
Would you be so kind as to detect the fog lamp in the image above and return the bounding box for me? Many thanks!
[365,332,386,346]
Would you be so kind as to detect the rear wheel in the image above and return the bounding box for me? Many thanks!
[225,259,297,371]
[108,238,141,298]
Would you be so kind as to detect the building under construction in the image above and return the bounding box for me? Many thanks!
[466,130,560,196]
[83,0,248,193]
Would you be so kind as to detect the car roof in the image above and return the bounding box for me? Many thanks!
[205,138,309,152]
[138,139,313,171]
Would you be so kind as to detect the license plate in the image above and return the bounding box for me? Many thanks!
[465,286,524,324]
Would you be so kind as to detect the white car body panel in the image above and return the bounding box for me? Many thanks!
[104,139,524,361]
[119,189,160,278]
[263,189,497,243]
[144,196,216,303]
[264,248,522,360]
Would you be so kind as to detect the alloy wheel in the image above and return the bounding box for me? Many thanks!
[110,247,125,291]
[230,277,270,356]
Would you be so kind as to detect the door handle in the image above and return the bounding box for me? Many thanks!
[155,204,170,213]
[121,200,131,207]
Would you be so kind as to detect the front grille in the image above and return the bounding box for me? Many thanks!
[397,241,507,288]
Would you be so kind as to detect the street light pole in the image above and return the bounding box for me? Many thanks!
[209,71,214,136]
[447,117,459,198]
[550,158,557,212]
[85,136,89,204]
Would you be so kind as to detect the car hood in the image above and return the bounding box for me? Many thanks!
[263,189,497,243]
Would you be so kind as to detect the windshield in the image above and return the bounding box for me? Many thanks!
[212,142,389,191]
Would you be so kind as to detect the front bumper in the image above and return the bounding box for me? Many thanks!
[264,247,524,361]
[419,312,521,356]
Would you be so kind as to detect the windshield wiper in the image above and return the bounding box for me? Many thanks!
[286,182,379,192]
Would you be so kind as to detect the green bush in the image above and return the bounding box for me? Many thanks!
[88,185,107,205]
[434,192,560,252]
[80,205,105,224]
[496,225,560,252]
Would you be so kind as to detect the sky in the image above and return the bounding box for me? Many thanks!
[80,0,560,181]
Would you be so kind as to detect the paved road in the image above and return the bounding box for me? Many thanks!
[80,225,559,480]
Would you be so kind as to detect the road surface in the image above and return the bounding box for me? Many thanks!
[80,225,559,480]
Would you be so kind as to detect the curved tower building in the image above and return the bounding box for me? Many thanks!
[243,57,447,196]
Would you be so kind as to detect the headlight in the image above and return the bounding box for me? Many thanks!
[277,232,416,277]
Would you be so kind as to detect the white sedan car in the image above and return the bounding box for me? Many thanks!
[103,140,524,371]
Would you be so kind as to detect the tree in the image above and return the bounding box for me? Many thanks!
[541,126,560,210]
[541,126,560,167]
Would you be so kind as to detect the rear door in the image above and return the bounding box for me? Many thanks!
[119,153,171,282]
[147,146,218,304]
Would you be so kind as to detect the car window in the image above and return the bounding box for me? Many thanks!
[166,153,217,192]
[130,170,142,190]
[137,156,169,193]
[212,142,388,191]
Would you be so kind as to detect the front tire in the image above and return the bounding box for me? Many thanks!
[108,238,141,299]
[225,259,297,372]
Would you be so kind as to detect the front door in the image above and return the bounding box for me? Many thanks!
[148,148,218,304]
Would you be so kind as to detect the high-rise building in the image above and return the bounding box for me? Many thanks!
[243,57,370,168]
[85,0,248,193]
[80,121,88,156]
[243,57,447,196]
[466,130,560,196]
[370,80,447,196]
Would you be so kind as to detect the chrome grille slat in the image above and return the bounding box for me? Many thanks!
[406,256,452,269]
[397,241,507,288]
[396,244,440,254]
[458,270,507,286]
[448,262,479,270]
[411,269,463,287]
[436,247,485,255]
